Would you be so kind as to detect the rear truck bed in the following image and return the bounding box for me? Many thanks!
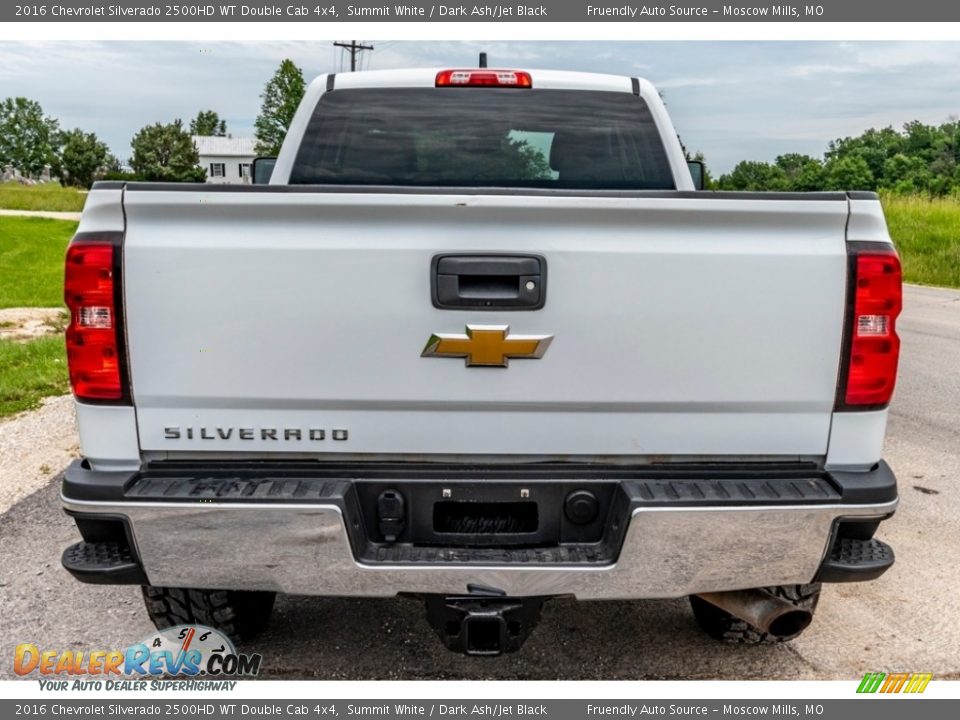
[60,68,902,655]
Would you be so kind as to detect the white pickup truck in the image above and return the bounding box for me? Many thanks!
[61,67,902,656]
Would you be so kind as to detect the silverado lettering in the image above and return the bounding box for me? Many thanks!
[162,427,347,441]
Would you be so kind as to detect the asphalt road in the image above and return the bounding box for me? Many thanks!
[2,285,958,680]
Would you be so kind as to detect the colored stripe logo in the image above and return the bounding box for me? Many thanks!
[857,672,932,694]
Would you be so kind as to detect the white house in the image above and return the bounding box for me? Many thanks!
[192,136,258,184]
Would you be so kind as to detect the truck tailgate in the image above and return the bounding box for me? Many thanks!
[121,190,849,458]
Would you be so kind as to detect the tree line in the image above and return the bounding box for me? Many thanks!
[0,59,305,187]
[713,120,960,195]
[6,60,958,194]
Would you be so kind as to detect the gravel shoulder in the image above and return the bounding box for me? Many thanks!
[0,307,66,342]
[0,209,82,221]
[0,394,77,514]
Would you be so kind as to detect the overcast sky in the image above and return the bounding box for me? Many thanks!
[1,41,959,174]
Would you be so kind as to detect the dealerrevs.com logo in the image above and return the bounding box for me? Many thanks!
[15,625,262,686]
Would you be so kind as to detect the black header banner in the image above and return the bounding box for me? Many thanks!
[5,0,960,22]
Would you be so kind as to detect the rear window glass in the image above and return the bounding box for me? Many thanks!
[289,88,676,190]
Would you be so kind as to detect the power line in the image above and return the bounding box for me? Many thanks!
[333,40,374,72]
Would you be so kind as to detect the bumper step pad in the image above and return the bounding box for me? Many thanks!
[816,537,894,583]
[122,473,839,506]
[62,541,147,585]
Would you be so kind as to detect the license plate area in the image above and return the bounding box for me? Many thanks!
[433,501,539,535]
[354,480,618,549]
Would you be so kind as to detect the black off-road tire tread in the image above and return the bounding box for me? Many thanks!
[142,586,193,628]
[140,586,276,643]
[689,583,821,645]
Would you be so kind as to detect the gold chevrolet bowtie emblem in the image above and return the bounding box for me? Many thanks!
[421,325,553,367]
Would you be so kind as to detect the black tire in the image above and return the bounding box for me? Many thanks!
[689,584,821,645]
[141,586,276,643]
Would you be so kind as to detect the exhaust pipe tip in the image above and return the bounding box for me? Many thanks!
[695,589,814,639]
[767,609,813,639]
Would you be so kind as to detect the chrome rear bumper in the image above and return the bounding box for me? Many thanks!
[61,493,896,599]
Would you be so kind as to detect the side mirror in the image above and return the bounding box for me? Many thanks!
[687,160,706,190]
[251,157,277,185]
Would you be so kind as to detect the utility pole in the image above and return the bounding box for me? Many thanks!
[334,40,374,71]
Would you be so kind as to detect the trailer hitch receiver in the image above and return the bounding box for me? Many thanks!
[423,594,546,656]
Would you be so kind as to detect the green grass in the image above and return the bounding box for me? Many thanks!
[0,181,86,212]
[0,216,75,415]
[882,194,960,289]
[0,216,77,308]
[0,335,69,417]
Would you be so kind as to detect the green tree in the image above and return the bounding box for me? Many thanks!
[882,153,930,192]
[826,127,902,183]
[58,129,110,188]
[794,163,827,191]
[716,160,789,191]
[774,153,825,191]
[0,97,60,176]
[103,154,123,174]
[189,110,227,137]
[823,155,874,191]
[254,59,306,156]
[902,120,939,163]
[130,119,206,182]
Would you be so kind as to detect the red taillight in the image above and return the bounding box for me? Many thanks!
[842,250,902,407]
[435,69,533,88]
[65,239,124,401]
